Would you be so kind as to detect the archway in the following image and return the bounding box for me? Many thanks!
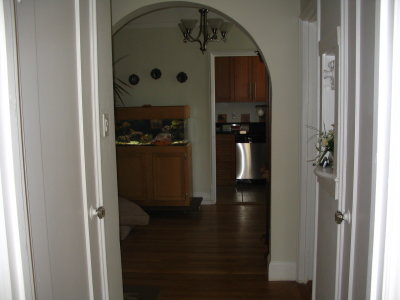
[111,0,301,282]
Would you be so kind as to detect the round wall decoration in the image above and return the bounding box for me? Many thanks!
[150,68,162,79]
[128,74,140,85]
[176,72,188,83]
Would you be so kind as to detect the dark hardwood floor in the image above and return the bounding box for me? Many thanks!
[121,184,311,300]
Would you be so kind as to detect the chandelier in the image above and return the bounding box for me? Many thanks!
[178,8,233,53]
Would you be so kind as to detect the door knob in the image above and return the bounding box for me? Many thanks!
[95,206,106,219]
[335,210,350,224]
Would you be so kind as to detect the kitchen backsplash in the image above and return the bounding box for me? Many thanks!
[215,103,262,123]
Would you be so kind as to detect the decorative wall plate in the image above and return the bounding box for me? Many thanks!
[150,68,162,79]
[176,72,188,83]
[128,74,140,85]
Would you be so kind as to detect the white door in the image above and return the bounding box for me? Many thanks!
[313,1,355,299]
[14,0,122,299]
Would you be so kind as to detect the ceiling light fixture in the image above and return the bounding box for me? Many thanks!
[178,8,233,54]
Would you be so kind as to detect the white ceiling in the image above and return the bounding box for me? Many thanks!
[126,7,229,29]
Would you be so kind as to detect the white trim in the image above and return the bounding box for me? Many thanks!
[382,2,400,297]
[369,0,391,296]
[0,1,35,299]
[269,261,297,281]
[208,50,258,205]
[312,2,321,298]
[74,1,95,299]
[370,0,400,299]
[366,0,383,297]
[298,19,318,284]
[88,0,110,298]
[336,0,351,297]
[348,0,362,298]
[209,51,217,205]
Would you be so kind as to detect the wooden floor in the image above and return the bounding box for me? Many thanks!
[121,184,311,300]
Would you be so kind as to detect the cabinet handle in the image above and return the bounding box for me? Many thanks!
[254,82,257,100]
[249,83,252,100]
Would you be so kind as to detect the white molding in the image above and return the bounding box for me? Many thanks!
[0,1,35,299]
[193,192,213,205]
[269,261,297,281]
[335,0,351,298]
[208,50,257,205]
[298,19,309,284]
[74,0,96,299]
[209,52,217,205]
[347,0,361,298]
[298,20,318,284]
[370,0,400,299]
[312,3,321,299]
[87,0,110,298]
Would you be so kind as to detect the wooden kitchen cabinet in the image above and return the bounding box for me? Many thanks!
[215,57,234,103]
[216,134,236,186]
[215,56,268,103]
[251,56,268,102]
[116,144,192,207]
[233,56,253,102]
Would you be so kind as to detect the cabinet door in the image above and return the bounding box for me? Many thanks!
[215,57,234,102]
[233,56,252,102]
[252,56,268,102]
[216,134,236,186]
[152,151,190,205]
[116,148,150,204]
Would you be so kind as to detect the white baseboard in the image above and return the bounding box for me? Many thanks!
[269,261,297,281]
[193,192,215,205]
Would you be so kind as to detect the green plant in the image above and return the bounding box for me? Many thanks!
[308,124,335,167]
[113,55,130,106]
[113,76,129,106]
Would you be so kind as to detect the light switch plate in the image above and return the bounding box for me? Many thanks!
[102,113,110,137]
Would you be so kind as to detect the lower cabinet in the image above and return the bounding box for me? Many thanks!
[116,144,192,207]
[216,134,236,186]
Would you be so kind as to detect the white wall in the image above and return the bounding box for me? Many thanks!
[111,0,301,275]
[113,25,256,201]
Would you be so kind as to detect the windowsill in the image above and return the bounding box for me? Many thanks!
[313,165,336,181]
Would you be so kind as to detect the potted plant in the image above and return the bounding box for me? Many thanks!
[309,124,335,168]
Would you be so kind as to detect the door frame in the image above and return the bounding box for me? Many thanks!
[0,1,35,299]
[209,50,262,204]
[298,19,318,283]
[369,0,400,298]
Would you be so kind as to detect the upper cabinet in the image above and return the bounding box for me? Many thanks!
[233,56,253,102]
[251,56,268,102]
[215,56,268,103]
[215,57,235,103]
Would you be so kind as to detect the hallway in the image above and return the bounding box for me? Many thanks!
[120,185,310,300]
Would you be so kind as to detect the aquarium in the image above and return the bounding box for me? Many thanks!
[115,119,188,146]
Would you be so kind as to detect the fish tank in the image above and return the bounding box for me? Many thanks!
[115,119,188,146]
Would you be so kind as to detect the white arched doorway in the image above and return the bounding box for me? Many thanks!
[111,0,301,281]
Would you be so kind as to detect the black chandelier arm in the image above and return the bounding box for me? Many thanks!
[179,8,231,53]
[183,32,201,44]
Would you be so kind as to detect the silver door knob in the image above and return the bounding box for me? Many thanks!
[95,206,106,219]
[335,210,350,224]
